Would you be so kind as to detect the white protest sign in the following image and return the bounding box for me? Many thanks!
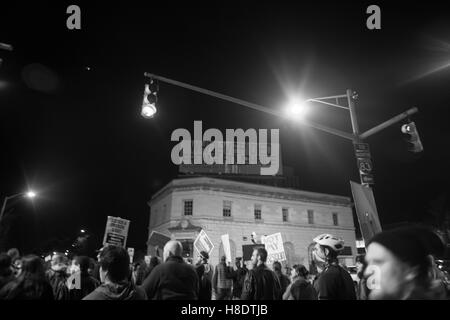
[194,229,214,256]
[221,234,232,264]
[264,232,286,264]
[127,247,134,263]
[67,271,81,290]
[102,216,130,248]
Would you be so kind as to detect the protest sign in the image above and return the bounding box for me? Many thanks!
[103,216,130,247]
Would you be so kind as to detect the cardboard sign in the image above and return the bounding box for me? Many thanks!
[221,234,232,264]
[264,232,286,264]
[102,216,130,248]
[194,229,214,256]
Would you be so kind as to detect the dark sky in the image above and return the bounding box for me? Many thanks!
[1,1,450,254]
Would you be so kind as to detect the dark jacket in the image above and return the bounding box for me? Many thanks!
[241,264,282,300]
[68,272,100,300]
[83,281,147,300]
[195,262,213,300]
[313,264,356,300]
[284,277,317,300]
[227,266,247,298]
[275,270,291,295]
[141,256,199,300]
[0,273,15,292]
[46,268,69,300]
[0,279,54,300]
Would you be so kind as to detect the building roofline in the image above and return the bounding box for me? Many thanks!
[148,176,352,207]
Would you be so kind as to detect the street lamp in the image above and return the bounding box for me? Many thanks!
[26,191,36,199]
[285,97,309,120]
[0,190,37,224]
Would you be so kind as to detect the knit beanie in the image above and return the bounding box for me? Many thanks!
[368,226,444,267]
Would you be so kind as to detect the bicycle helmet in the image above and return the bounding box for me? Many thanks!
[313,234,345,252]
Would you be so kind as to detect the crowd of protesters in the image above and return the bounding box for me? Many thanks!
[0,226,449,300]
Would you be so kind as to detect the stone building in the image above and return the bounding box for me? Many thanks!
[147,176,357,270]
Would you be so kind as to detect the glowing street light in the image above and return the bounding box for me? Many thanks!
[285,97,309,120]
[0,190,38,224]
[26,191,36,198]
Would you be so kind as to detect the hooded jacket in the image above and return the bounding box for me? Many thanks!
[83,281,147,300]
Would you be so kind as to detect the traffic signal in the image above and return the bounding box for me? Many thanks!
[401,121,423,153]
[141,78,158,118]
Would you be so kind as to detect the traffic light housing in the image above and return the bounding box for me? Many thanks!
[401,121,423,153]
[141,78,158,118]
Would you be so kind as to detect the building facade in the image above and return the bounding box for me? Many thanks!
[147,177,357,271]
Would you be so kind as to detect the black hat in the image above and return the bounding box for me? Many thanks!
[368,226,444,267]
[200,251,209,260]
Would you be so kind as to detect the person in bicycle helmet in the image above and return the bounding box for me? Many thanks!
[311,234,356,300]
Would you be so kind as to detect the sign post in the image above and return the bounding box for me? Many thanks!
[354,142,374,185]
[102,216,130,248]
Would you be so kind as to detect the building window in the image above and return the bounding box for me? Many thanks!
[307,209,314,224]
[254,204,262,220]
[332,212,339,226]
[282,207,289,222]
[183,200,193,216]
[223,201,232,217]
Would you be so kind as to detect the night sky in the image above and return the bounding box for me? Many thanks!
[1,1,450,256]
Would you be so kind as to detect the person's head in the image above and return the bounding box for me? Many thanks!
[98,245,130,284]
[251,247,267,267]
[272,261,282,273]
[220,255,227,265]
[74,256,91,274]
[7,248,20,263]
[291,264,309,281]
[96,246,108,262]
[51,253,68,272]
[149,256,160,267]
[18,255,46,281]
[199,251,209,264]
[312,234,344,272]
[163,241,183,262]
[235,257,242,268]
[355,255,367,277]
[365,226,444,300]
[0,253,13,277]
